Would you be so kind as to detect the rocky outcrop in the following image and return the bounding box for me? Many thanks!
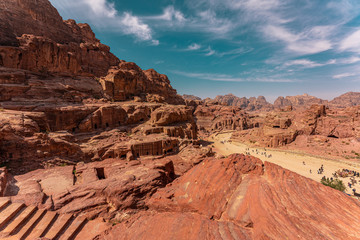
[0,0,81,46]
[99,154,360,240]
[204,94,273,111]
[194,104,250,133]
[149,105,197,139]
[330,92,360,107]
[0,0,119,76]
[231,104,359,149]
[274,93,327,109]
[0,0,182,105]
[5,157,176,220]
[182,94,201,101]
[99,62,184,104]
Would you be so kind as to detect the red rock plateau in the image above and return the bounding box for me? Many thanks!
[1,0,360,239]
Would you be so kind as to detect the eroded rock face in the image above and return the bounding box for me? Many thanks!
[330,92,360,108]
[0,0,80,46]
[194,104,250,134]
[274,93,327,109]
[99,62,184,104]
[98,154,360,240]
[5,158,176,219]
[0,0,119,76]
[150,105,197,139]
[204,94,273,112]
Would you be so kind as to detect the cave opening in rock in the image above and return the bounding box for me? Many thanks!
[94,123,98,129]
[95,167,106,180]
[328,134,339,138]
[106,123,109,128]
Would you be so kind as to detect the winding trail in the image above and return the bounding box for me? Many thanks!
[210,131,360,195]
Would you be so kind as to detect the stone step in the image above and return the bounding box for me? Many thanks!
[44,214,73,240]
[26,211,57,239]
[0,199,10,212]
[0,202,25,229]
[59,216,87,240]
[11,209,46,240]
[2,205,37,235]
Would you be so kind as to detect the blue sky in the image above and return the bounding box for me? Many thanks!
[49,0,360,102]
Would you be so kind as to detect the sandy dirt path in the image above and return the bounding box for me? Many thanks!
[210,132,360,195]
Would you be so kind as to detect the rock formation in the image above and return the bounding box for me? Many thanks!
[99,62,184,104]
[98,154,360,240]
[274,93,328,109]
[204,93,273,111]
[182,94,201,101]
[330,92,360,107]
[0,0,182,104]
[1,0,360,239]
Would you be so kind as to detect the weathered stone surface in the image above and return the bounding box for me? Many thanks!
[182,94,201,101]
[204,93,273,111]
[99,154,360,240]
[5,158,176,219]
[330,92,360,107]
[194,104,250,134]
[274,93,327,109]
[0,0,119,76]
[150,105,197,139]
[99,62,184,104]
[0,0,80,46]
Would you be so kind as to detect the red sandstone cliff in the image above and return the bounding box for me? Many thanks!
[0,0,183,104]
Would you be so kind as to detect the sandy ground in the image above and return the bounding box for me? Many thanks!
[209,131,360,195]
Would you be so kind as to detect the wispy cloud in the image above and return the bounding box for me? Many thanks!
[283,59,325,68]
[142,5,187,28]
[187,43,201,51]
[85,0,116,17]
[121,12,154,43]
[339,29,360,53]
[205,47,216,56]
[50,0,158,44]
[333,73,356,79]
[172,70,296,82]
[263,25,333,55]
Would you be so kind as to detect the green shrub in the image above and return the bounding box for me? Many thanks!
[321,178,346,192]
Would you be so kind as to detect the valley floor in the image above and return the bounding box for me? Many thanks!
[211,132,360,195]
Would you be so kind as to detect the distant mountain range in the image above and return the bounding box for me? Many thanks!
[183,92,360,111]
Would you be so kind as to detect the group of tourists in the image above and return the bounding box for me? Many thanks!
[245,148,272,158]
[317,165,324,174]
[333,169,360,178]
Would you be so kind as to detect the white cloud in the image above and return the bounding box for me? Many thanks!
[187,43,201,50]
[263,25,333,55]
[49,0,158,44]
[172,70,296,82]
[121,12,153,41]
[288,40,332,55]
[324,56,360,65]
[340,56,360,64]
[333,73,356,79]
[85,0,116,18]
[156,6,186,23]
[205,47,216,56]
[193,10,235,36]
[339,29,360,53]
[143,6,186,26]
[284,59,324,68]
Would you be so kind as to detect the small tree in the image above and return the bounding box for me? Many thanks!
[321,178,346,192]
